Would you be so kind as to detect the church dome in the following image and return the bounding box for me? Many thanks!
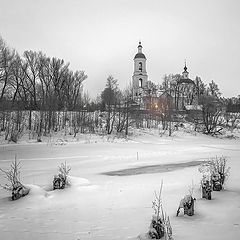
[178,78,195,85]
[134,53,146,59]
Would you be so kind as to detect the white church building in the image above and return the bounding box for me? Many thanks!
[131,41,197,111]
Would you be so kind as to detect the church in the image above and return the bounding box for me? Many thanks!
[131,42,197,112]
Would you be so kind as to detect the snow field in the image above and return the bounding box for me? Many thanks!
[0,130,240,240]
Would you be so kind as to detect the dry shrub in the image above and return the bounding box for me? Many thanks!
[149,181,173,240]
[0,156,29,200]
[53,162,71,190]
[0,156,21,191]
[209,156,230,185]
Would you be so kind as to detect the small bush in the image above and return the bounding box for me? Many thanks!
[0,156,21,191]
[201,177,212,200]
[209,156,230,185]
[177,182,195,216]
[0,156,29,200]
[148,181,173,240]
[53,162,71,190]
[176,194,195,217]
[199,156,230,191]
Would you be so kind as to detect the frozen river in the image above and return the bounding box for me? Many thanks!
[0,131,240,240]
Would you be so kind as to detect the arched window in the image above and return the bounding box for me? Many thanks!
[139,78,143,88]
[139,62,142,72]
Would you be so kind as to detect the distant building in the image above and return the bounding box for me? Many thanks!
[132,42,158,110]
[132,41,148,97]
[175,61,196,110]
[131,42,198,112]
[178,61,195,85]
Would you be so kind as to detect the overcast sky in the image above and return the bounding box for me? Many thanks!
[0,0,239,98]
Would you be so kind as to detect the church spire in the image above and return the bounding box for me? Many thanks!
[138,41,142,53]
[184,59,187,72]
[182,59,189,79]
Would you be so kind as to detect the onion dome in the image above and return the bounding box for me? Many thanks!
[134,53,146,59]
[134,41,146,59]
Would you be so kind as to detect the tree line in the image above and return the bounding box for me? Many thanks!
[0,36,239,141]
[0,36,87,111]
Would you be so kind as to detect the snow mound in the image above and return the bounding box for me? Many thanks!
[137,233,150,240]
[67,176,91,188]
[25,184,50,198]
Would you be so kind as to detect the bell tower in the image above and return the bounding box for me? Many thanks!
[132,41,148,97]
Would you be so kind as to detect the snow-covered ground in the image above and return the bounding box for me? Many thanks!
[0,129,240,240]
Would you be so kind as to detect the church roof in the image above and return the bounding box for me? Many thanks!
[134,53,146,59]
[159,91,173,99]
[177,78,195,85]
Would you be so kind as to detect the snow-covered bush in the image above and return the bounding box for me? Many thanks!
[176,194,195,216]
[0,156,29,200]
[198,163,212,199]
[201,176,212,199]
[53,162,71,190]
[199,156,230,192]
[177,182,195,216]
[209,156,230,186]
[146,182,173,239]
[211,173,222,191]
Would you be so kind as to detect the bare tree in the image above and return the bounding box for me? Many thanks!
[223,112,240,132]
[200,95,223,134]
[101,75,120,134]
[64,70,87,110]
[21,51,40,109]
[208,80,221,98]
[0,37,15,107]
